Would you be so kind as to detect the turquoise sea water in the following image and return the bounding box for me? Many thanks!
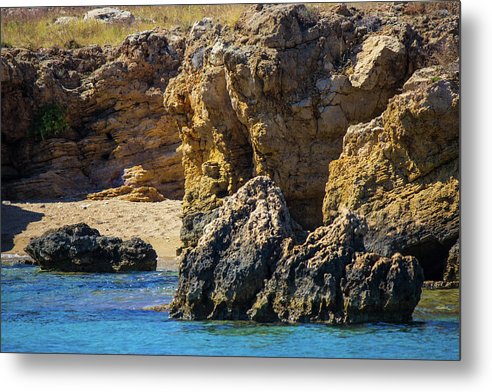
[1,264,460,359]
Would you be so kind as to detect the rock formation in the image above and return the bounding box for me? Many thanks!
[25,223,157,272]
[1,29,185,201]
[164,4,414,230]
[323,66,459,281]
[2,3,460,286]
[170,176,423,324]
[86,185,165,202]
[170,176,295,320]
[161,4,459,266]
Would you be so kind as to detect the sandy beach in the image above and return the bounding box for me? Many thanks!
[1,199,182,270]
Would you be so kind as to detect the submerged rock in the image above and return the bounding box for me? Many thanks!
[170,177,423,324]
[25,223,157,272]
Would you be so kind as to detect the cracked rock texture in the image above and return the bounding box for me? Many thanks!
[165,4,412,230]
[169,176,295,320]
[323,66,459,281]
[163,3,459,238]
[1,29,185,200]
[170,176,423,323]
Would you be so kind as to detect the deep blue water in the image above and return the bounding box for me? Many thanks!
[1,264,460,359]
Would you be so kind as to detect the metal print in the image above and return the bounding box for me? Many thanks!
[0,2,460,359]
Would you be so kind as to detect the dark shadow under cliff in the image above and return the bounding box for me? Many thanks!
[1,204,44,252]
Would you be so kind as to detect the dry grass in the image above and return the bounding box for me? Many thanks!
[1,4,247,49]
[0,2,461,50]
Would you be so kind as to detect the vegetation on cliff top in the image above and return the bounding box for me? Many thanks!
[1,2,459,50]
[1,5,247,49]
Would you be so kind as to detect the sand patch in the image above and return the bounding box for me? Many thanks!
[1,199,182,269]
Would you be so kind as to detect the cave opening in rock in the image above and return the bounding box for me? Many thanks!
[401,237,454,281]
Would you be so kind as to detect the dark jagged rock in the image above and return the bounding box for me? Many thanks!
[249,214,423,324]
[25,223,157,272]
[169,176,295,320]
[170,177,424,324]
[249,212,367,324]
[342,253,423,323]
[180,209,219,249]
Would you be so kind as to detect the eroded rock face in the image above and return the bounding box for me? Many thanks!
[249,214,423,324]
[169,176,295,320]
[164,3,458,237]
[1,29,185,200]
[170,176,423,324]
[25,223,157,272]
[323,66,459,281]
[165,4,416,231]
[444,241,460,283]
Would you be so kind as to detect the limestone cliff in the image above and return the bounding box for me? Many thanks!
[1,29,185,200]
[1,3,460,284]
[163,3,459,231]
[323,66,459,281]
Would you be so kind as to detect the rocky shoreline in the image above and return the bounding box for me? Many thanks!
[170,177,424,324]
[1,3,460,323]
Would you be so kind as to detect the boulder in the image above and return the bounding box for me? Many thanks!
[349,35,407,90]
[53,16,78,25]
[84,8,135,24]
[249,213,423,324]
[87,185,165,202]
[25,223,157,272]
[170,177,424,324]
[342,253,423,323]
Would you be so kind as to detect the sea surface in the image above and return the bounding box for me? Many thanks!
[1,264,460,359]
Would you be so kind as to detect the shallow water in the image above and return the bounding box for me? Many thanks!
[1,264,460,359]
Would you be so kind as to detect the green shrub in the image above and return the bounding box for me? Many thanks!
[29,103,69,141]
